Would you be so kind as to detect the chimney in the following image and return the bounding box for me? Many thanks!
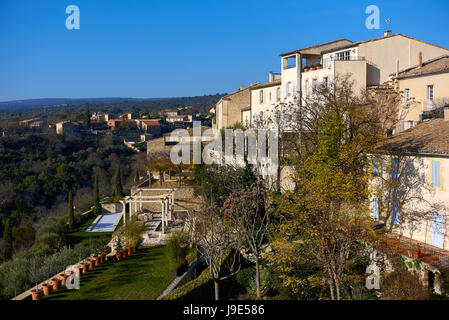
[418,52,423,67]
[384,30,392,37]
[444,106,449,121]
[239,85,245,91]
[269,71,274,82]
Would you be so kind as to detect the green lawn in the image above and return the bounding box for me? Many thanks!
[65,216,113,247]
[43,246,174,300]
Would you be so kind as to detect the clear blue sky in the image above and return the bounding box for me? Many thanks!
[0,0,448,101]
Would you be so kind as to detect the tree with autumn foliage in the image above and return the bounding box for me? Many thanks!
[268,76,395,300]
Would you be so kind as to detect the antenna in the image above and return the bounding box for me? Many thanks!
[385,18,391,30]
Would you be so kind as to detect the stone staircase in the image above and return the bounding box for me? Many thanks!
[140,213,165,245]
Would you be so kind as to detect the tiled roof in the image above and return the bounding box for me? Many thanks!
[376,119,449,156]
[280,38,352,56]
[142,120,160,126]
[250,79,281,90]
[394,55,449,79]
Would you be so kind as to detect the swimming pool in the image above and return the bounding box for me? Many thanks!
[87,212,122,232]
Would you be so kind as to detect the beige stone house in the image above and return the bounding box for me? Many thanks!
[213,83,261,133]
[394,55,449,132]
[250,76,281,128]
[372,109,449,251]
[280,31,449,106]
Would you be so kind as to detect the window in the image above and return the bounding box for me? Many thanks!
[335,50,351,61]
[276,87,281,101]
[392,201,400,225]
[404,88,410,106]
[287,82,292,97]
[312,78,318,90]
[323,77,329,88]
[407,121,413,129]
[372,197,379,220]
[427,85,434,102]
[432,161,440,187]
[304,80,309,96]
[259,90,264,104]
[392,158,399,180]
[269,92,272,101]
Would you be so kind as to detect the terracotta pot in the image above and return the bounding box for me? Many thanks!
[93,257,99,267]
[31,289,43,300]
[51,278,61,291]
[101,253,106,263]
[127,247,132,255]
[88,259,95,269]
[59,273,68,286]
[80,263,88,274]
[42,284,52,296]
[97,254,103,264]
[115,252,121,261]
[122,250,128,258]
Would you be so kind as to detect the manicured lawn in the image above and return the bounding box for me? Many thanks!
[65,214,117,247]
[43,246,174,300]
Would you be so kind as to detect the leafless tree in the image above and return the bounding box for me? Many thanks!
[189,200,243,300]
[222,181,270,298]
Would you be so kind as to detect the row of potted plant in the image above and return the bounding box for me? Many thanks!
[30,251,108,300]
[303,64,323,72]
[115,246,136,261]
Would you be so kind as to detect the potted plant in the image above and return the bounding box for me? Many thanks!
[59,273,69,286]
[80,262,89,274]
[31,287,43,300]
[51,277,62,291]
[42,282,52,296]
[97,253,103,264]
[88,258,95,269]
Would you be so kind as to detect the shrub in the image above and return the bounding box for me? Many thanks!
[382,271,430,300]
[166,230,191,269]
[237,267,256,288]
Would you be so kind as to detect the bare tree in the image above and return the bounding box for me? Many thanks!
[222,181,270,298]
[189,201,243,300]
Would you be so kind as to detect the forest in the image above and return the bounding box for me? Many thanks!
[0,130,146,264]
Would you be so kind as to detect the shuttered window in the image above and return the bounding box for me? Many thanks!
[392,201,399,225]
[372,197,379,220]
[432,161,441,187]
[392,158,399,180]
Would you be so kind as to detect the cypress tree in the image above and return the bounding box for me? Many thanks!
[92,175,101,216]
[68,190,74,230]
[114,167,123,197]
[3,218,13,260]
[134,169,140,183]
[84,107,91,130]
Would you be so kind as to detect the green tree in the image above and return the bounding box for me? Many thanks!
[84,107,91,130]
[113,167,123,198]
[92,175,102,216]
[67,190,74,230]
[3,218,13,261]
[134,169,140,183]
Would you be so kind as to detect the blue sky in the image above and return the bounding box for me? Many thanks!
[0,0,448,101]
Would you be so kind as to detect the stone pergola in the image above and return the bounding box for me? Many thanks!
[121,188,175,233]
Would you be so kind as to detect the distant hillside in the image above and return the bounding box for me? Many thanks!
[0,97,157,111]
